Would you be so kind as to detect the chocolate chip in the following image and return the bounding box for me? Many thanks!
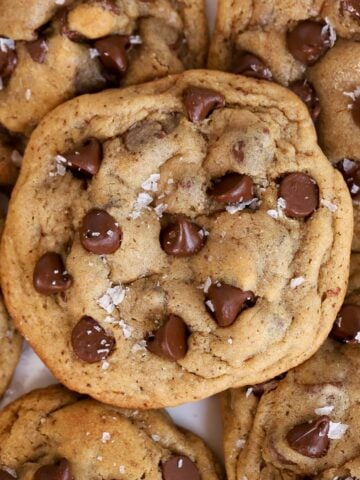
[341,0,360,21]
[183,86,225,122]
[335,158,360,199]
[279,173,319,218]
[94,35,129,75]
[205,282,256,327]
[71,316,115,363]
[287,21,331,65]
[330,304,360,343]
[162,456,200,480]
[63,138,103,177]
[352,96,360,127]
[34,459,72,480]
[232,141,245,162]
[208,173,254,204]
[33,252,72,295]
[147,315,189,361]
[80,209,122,255]
[233,52,272,80]
[26,38,48,64]
[290,80,321,122]
[160,217,206,257]
[0,48,17,81]
[0,471,16,480]
[250,373,287,398]
[286,416,330,458]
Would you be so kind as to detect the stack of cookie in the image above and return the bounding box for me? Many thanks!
[0,0,357,478]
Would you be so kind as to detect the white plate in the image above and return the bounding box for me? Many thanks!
[1,0,224,463]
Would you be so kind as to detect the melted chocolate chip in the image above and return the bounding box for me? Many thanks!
[352,96,360,127]
[335,158,360,199]
[71,316,115,363]
[0,471,16,480]
[183,86,225,122]
[34,459,72,480]
[340,0,360,21]
[0,48,17,81]
[33,252,72,295]
[162,456,200,480]
[94,35,129,75]
[287,21,331,65]
[233,52,272,80]
[160,217,206,257]
[80,209,122,255]
[147,315,189,361]
[331,304,360,343]
[205,282,256,327]
[290,80,321,122]
[287,416,330,458]
[63,138,103,177]
[279,173,319,218]
[250,373,287,398]
[208,173,254,204]
[26,38,48,64]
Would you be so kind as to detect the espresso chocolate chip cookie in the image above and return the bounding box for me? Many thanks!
[1,70,352,408]
[0,384,220,480]
[209,0,360,250]
[0,0,208,185]
[222,254,360,480]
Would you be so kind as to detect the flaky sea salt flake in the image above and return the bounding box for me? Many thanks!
[0,38,15,52]
[141,173,160,192]
[101,432,111,443]
[328,422,348,439]
[290,276,305,289]
[321,199,338,212]
[315,405,334,415]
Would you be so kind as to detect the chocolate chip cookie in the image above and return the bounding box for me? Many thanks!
[0,384,221,480]
[1,70,353,408]
[0,198,21,397]
[222,254,360,480]
[209,0,360,250]
[0,0,208,184]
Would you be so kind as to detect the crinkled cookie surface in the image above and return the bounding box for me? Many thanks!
[222,253,360,480]
[1,70,353,408]
[0,385,221,480]
[0,0,207,184]
[209,0,360,250]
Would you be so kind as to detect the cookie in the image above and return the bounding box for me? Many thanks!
[222,251,360,480]
[0,384,221,480]
[0,0,208,184]
[1,70,352,408]
[209,0,360,250]
[0,198,21,397]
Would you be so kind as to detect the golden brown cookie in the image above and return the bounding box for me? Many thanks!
[0,0,208,184]
[222,253,360,480]
[0,384,221,480]
[209,0,360,250]
[0,196,21,398]
[1,70,352,408]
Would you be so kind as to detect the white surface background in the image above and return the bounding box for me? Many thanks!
[0,0,224,462]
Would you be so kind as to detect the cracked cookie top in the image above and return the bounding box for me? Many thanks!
[0,0,207,185]
[0,385,220,480]
[1,70,353,408]
[209,0,360,250]
[222,253,360,480]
